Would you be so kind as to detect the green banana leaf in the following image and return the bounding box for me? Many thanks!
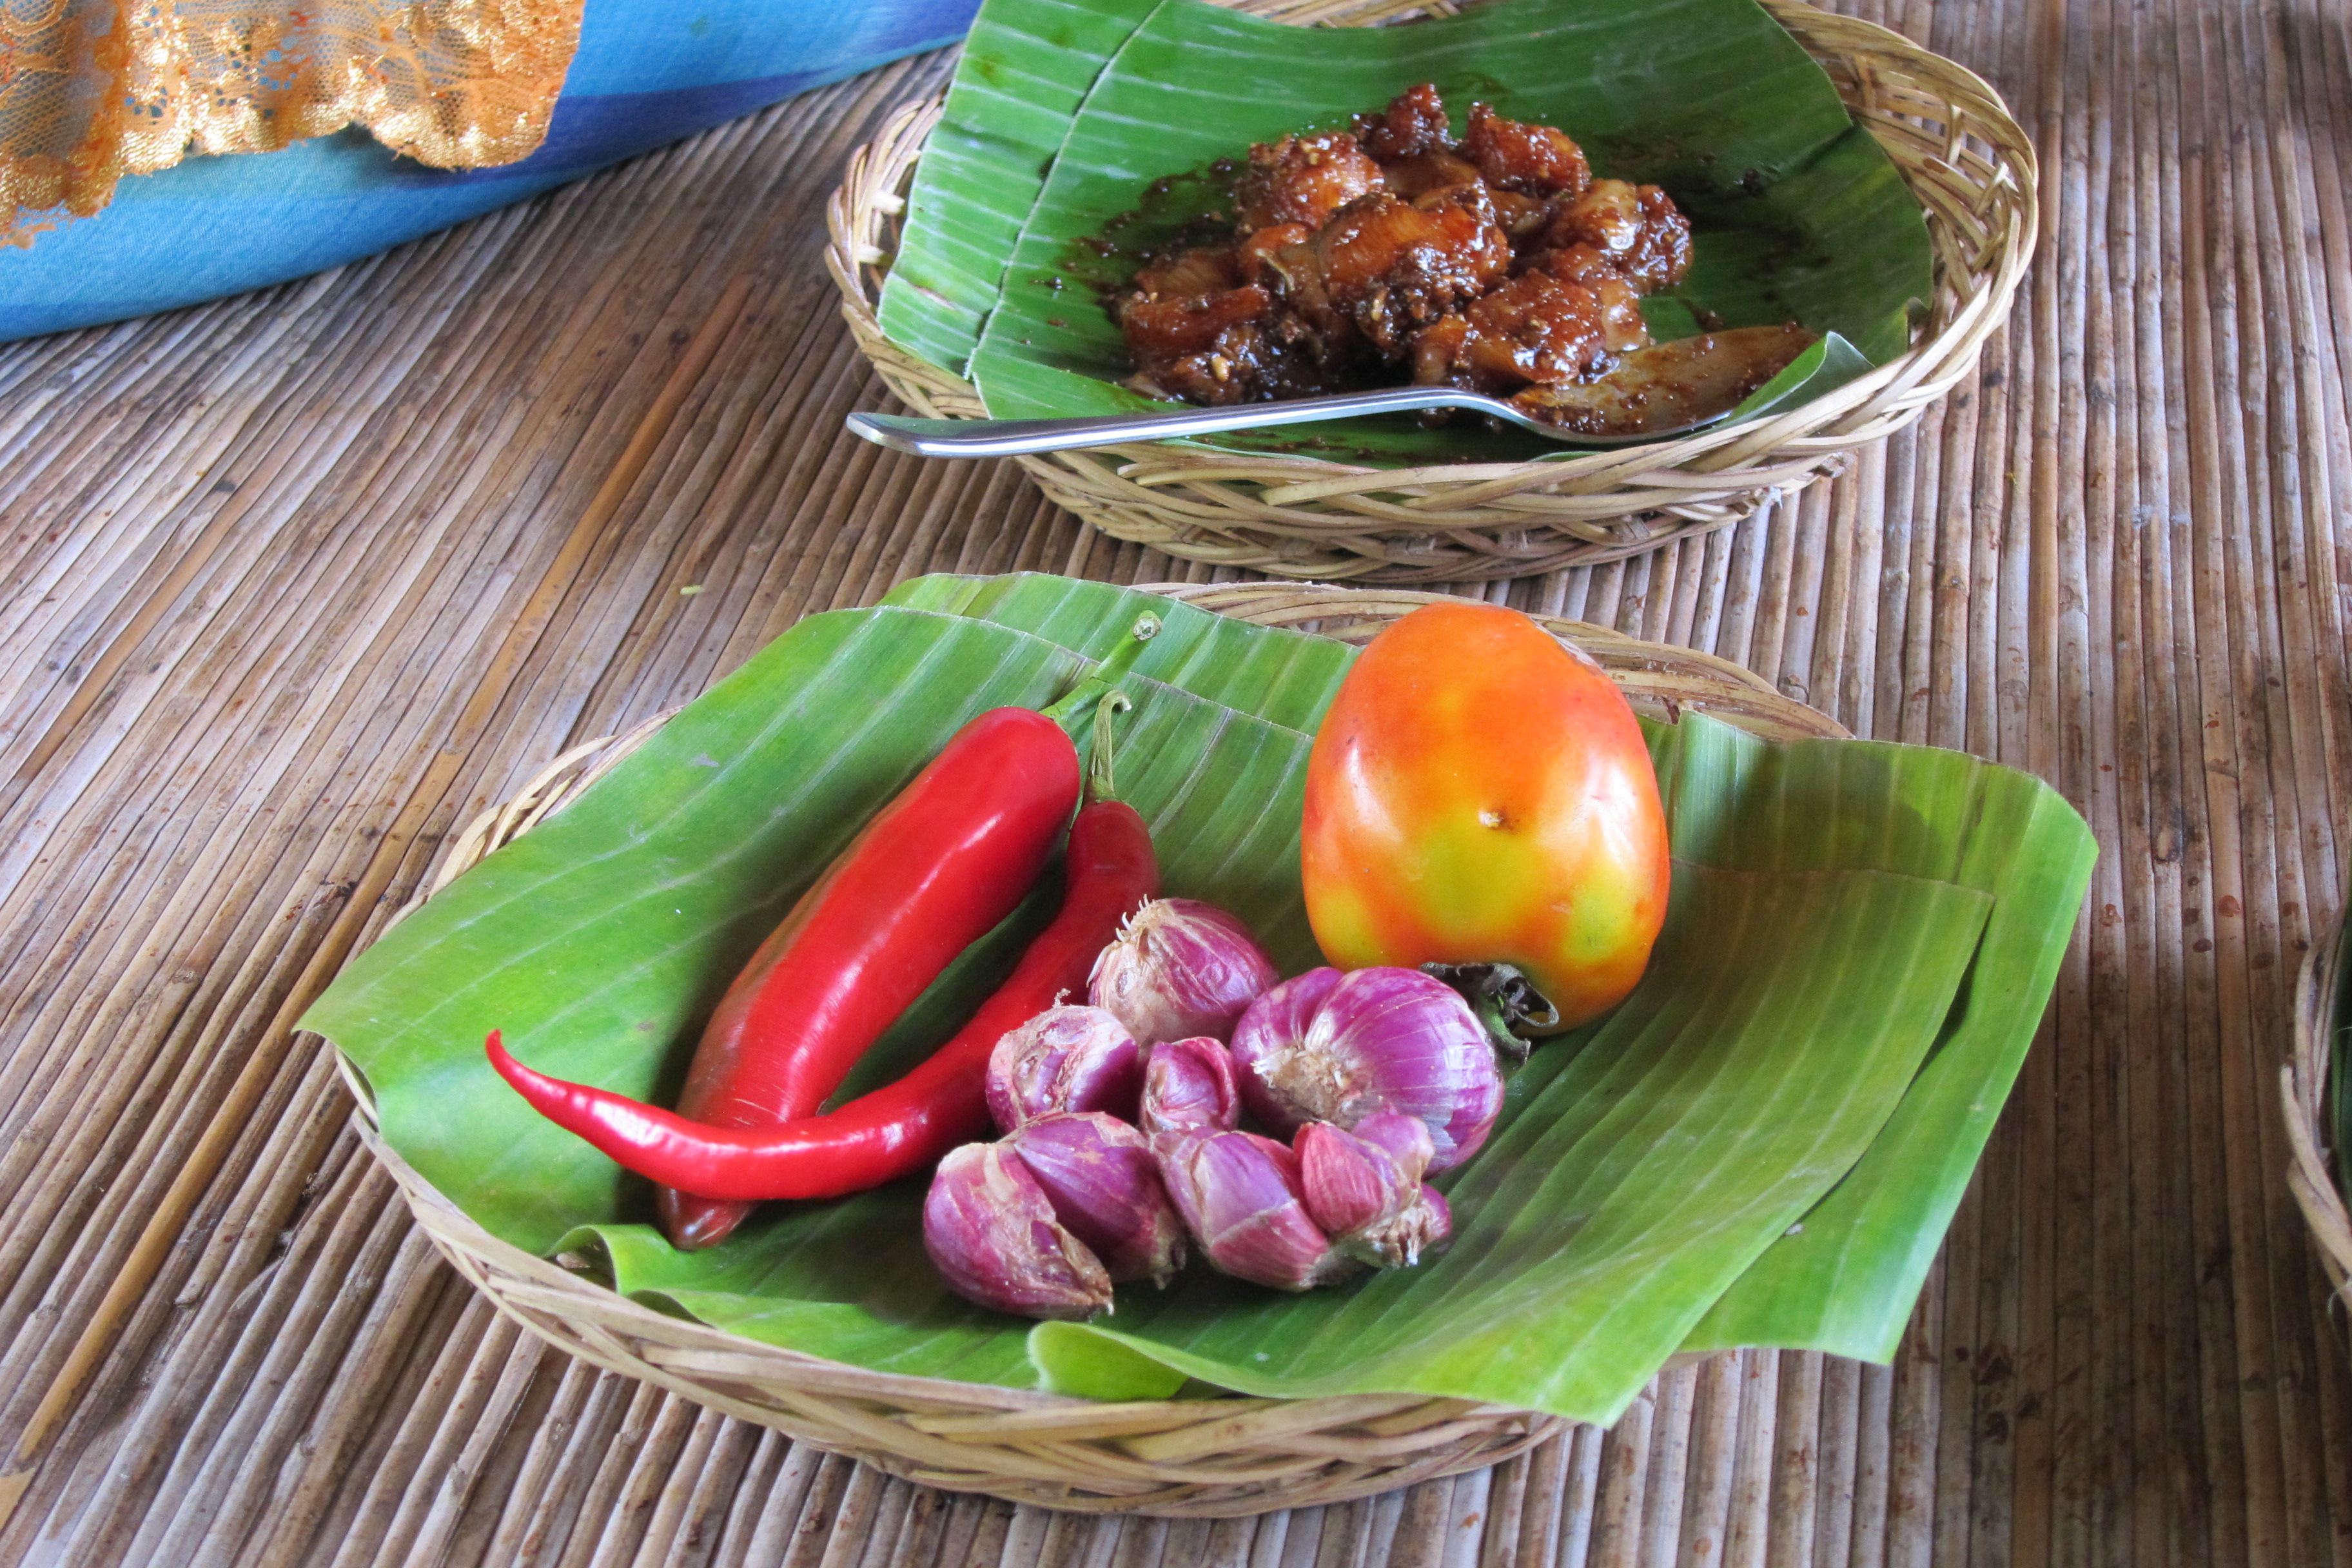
[879,576,2099,1364]
[878,572,1354,734]
[302,574,2089,1424]
[877,0,1164,378]
[1667,721,2099,1360]
[878,0,1931,467]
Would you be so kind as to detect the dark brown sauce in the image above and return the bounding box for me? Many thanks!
[1071,87,1817,440]
[1057,159,1240,298]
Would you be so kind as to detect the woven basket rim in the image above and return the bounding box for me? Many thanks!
[337,583,1851,1514]
[2284,906,2352,1313]
[822,0,2039,581]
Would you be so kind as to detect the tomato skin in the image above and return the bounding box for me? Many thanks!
[1300,601,1670,1029]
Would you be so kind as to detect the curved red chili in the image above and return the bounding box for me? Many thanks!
[488,788,1159,1201]
[654,705,1081,1248]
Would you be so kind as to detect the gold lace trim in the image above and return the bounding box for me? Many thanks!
[1,0,585,246]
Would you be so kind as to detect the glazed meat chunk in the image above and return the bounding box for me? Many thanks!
[1542,243,1652,355]
[1233,132,1384,231]
[1120,248,1318,404]
[1106,85,1746,432]
[1412,271,1616,394]
[1542,179,1694,293]
[1355,81,1452,161]
[1462,102,1591,199]
[1119,285,1275,405]
[1289,187,1510,358]
[1381,149,1482,201]
[1130,246,1244,301]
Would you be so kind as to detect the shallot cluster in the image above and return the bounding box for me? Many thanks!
[923,896,1511,1318]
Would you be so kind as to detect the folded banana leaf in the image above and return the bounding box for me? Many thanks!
[303,575,2090,1422]
[1669,723,2099,1360]
[880,572,1354,734]
[877,0,1163,378]
[878,0,1930,465]
[883,576,2099,1365]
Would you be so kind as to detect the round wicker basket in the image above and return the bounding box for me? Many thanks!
[342,585,1847,1516]
[824,0,2037,584]
[2284,906,2352,1328]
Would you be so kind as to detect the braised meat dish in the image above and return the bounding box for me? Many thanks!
[1114,84,1801,432]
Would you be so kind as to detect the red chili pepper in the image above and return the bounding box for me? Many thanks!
[652,704,1081,1248]
[487,701,1159,1202]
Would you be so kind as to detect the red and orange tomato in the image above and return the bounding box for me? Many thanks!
[1300,601,1670,1030]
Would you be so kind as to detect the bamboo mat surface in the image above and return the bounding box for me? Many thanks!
[1,0,2349,1560]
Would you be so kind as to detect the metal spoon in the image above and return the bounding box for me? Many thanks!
[845,326,1814,458]
[846,385,1727,458]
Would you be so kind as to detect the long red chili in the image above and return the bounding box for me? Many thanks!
[652,704,1081,1248]
[488,712,1159,1202]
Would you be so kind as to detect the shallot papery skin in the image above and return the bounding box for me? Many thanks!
[1139,1036,1242,1137]
[923,1143,1113,1320]
[985,1005,1143,1133]
[1152,1128,1353,1291]
[1006,1112,1186,1287]
[1088,898,1279,1047]
[1229,966,1504,1171]
[1418,1185,1453,1244]
[1297,1113,1450,1268]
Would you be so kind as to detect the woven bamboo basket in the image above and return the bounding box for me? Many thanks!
[339,584,1848,1516]
[824,0,2037,585]
[2284,905,2352,1328]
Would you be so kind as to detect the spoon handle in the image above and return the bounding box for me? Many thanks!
[845,387,1499,457]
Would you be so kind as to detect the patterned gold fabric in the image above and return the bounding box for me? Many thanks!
[0,0,584,244]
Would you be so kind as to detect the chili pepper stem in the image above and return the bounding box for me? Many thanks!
[1086,691,1131,804]
[1040,613,1160,729]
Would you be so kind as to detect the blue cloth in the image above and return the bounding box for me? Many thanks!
[0,0,978,341]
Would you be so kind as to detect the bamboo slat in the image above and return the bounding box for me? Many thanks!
[0,0,2348,1560]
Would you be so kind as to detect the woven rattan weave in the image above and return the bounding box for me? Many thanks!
[342,583,1846,1517]
[2285,912,2352,1326]
[825,0,2037,583]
